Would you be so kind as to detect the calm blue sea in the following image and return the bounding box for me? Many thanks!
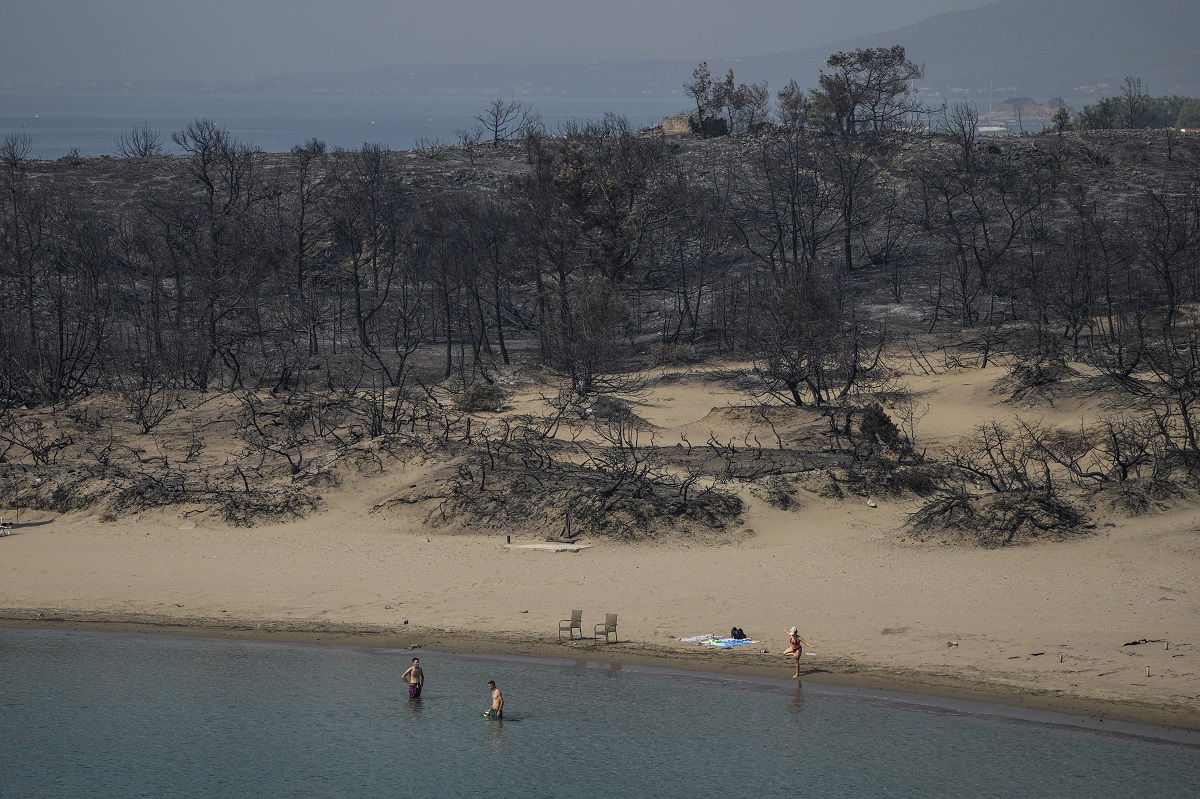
[0,93,676,160]
[0,628,1196,799]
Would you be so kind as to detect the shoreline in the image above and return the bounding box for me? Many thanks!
[5,608,1198,737]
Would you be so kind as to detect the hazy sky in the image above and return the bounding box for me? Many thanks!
[2,0,994,82]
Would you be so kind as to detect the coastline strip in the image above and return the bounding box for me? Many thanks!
[3,607,1197,736]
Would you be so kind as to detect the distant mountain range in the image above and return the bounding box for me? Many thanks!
[8,0,1198,111]
[797,0,1200,102]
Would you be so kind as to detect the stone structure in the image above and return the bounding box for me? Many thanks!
[662,115,692,136]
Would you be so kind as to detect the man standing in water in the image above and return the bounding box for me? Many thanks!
[401,657,424,699]
[484,680,503,719]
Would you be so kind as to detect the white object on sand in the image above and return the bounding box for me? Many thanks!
[504,542,592,552]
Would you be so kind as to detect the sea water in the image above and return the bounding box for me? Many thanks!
[0,93,676,160]
[0,629,1196,799]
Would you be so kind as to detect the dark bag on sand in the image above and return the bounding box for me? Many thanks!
[731,627,747,640]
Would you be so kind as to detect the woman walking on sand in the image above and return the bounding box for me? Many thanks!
[783,626,811,678]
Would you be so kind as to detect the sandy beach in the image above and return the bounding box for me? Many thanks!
[3,364,1199,731]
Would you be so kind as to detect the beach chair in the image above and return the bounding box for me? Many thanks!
[594,613,618,643]
[559,609,583,639]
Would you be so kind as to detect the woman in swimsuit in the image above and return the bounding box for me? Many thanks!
[783,626,810,678]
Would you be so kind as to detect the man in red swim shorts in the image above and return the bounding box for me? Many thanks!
[402,657,423,699]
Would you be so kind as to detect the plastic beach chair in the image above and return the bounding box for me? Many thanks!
[559,609,583,639]
[594,613,618,643]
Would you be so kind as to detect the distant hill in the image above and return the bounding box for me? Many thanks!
[719,0,1200,110]
[796,0,1200,101]
[7,0,1197,112]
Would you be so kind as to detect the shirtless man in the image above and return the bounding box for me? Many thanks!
[401,657,424,699]
[484,680,503,719]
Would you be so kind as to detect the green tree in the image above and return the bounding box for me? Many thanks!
[810,45,925,136]
[1051,104,1071,135]
[776,80,811,128]
[859,402,908,457]
[555,275,631,398]
[710,69,736,130]
[683,62,715,128]
[1178,99,1200,128]
[728,79,770,134]
[1075,89,1194,130]
[1074,98,1119,130]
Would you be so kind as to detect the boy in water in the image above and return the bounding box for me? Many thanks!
[401,657,423,699]
[484,680,503,719]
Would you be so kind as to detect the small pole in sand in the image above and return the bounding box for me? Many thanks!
[1059,654,1064,663]
[1166,641,1170,651]
[1146,666,1151,677]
